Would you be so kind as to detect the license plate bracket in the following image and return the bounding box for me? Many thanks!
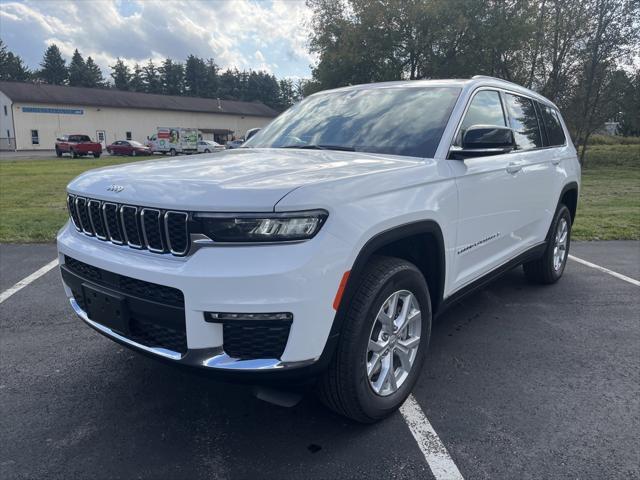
[82,283,129,334]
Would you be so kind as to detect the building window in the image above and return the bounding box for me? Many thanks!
[126,131,132,140]
[31,130,39,145]
[3,105,7,116]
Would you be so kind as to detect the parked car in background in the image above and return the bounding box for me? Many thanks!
[107,140,151,157]
[55,135,102,158]
[197,140,225,153]
[226,139,244,149]
[245,128,260,141]
[146,127,198,155]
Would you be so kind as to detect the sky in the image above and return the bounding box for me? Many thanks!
[0,0,316,80]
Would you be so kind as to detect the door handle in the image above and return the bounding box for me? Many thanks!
[506,162,523,174]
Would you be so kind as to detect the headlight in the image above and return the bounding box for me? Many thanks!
[195,210,328,242]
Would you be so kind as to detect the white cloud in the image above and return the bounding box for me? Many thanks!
[0,0,316,79]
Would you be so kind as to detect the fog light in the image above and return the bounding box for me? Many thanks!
[205,312,293,323]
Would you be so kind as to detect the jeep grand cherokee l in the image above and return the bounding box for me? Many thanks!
[58,76,580,423]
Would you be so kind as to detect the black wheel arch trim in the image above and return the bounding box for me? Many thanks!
[545,181,579,243]
[314,220,446,370]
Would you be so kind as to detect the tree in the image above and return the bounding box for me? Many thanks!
[129,63,144,92]
[160,58,184,95]
[185,55,208,96]
[110,58,131,90]
[84,57,105,88]
[68,49,86,86]
[0,40,30,81]
[39,44,67,85]
[204,59,219,98]
[142,60,162,93]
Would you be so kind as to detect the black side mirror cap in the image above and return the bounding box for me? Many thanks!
[451,125,516,158]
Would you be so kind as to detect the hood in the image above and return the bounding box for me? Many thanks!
[67,148,423,211]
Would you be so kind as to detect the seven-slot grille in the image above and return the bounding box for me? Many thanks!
[67,194,190,256]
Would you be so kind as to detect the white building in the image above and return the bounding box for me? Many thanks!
[0,81,279,151]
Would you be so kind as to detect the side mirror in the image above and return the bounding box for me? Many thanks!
[451,125,515,158]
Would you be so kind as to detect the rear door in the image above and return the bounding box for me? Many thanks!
[448,89,533,290]
[502,92,559,245]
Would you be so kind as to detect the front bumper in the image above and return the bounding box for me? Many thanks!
[57,221,351,373]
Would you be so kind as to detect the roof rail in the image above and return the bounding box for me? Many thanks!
[471,75,522,87]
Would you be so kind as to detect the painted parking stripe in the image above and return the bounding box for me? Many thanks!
[569,255,639,287]
[400,394,464,480]
[0,259,58,305]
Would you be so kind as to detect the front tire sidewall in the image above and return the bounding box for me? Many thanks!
[547,206,572,281]
[350,267,431,420]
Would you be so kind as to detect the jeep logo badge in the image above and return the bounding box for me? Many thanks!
[107,184,124,193]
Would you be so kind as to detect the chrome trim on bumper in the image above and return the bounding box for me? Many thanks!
[70,298,315,371]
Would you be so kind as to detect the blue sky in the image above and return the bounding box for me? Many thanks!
[0,0,315,80]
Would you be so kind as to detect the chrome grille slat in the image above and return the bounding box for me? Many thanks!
[121,205,143,248]
[68,196,189,256]
[141,208,165,253]
[75,197,94,236]
[88,200,107,240]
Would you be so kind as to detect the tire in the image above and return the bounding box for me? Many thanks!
[107,149,112,155]
[317,256,432,423]
[93,153,101,158]
[204,149,210,153]
[523,204,572,284]
[71,149,77,159]
[169,148,176,156]
[55,148,62,158]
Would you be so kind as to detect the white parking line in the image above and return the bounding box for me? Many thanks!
[0,259,58,304]
[400,394,464,480]
[569,255,640,287]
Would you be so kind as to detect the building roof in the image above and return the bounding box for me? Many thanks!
[0,81,279,118]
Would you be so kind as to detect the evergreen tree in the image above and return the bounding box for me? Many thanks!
[204,59,219,98]
[84,57,105,88]
[110,58,131,90]
[129,63,144,92]
[142,60,162,93]
[0,40,30,81]
[160,58,185,95]
[68,49,86,86]
[185,54,207,96]
[39,44,67,85]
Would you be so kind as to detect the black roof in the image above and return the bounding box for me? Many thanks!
[0,81,279,118]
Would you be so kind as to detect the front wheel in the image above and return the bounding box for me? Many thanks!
[71,149,77,159]
[132,150,137,157]
[55,148,62,158]
[317,256,431,423]
[169,148,177,156]
[523,204,572,284]
[204,149,210,153]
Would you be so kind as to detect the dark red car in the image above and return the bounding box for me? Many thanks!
[107,140,151,156]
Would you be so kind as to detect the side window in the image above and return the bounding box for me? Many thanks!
[458,90,506,144]
[31,129,39,145]
[504,93,542,150]
[539,104,566,146]
[126,131,132,140]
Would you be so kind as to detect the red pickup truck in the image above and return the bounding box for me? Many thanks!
[55,135,102,158]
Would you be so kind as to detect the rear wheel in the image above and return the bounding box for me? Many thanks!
[93,152,101,158]
[523,204,572,284]
[317,256,431,423]
[169,148,177,156]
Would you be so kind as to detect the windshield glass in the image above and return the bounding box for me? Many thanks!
[69,135,91,142]
[244,86,461,158]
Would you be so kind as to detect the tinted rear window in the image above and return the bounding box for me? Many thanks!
[539,104,566,146]
[504,94,543,150]
[69,135,91,142]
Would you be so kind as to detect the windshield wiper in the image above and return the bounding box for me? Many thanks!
[281,144,356,152]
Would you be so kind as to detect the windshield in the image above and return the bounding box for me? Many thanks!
[69,135,91,142]
[244,86,460,158]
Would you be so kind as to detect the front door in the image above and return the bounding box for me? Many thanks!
[448,89,532,291]
[96,130,106,149]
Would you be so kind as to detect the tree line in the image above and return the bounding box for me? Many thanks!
[306,0,640,156]
[0,40,303,111]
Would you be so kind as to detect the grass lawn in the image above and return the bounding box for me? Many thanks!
[0,146,638,242]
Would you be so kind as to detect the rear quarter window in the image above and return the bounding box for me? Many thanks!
[539,104,566,146]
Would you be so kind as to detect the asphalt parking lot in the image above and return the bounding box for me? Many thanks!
[1,241,638,479]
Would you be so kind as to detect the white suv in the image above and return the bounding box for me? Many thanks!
[58,76,580,422]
